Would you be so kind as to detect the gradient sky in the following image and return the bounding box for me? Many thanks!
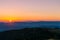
[0,0,60,22]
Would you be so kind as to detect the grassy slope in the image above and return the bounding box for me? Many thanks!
[0,28,60,40]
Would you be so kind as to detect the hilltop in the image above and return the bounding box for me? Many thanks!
[0,28,60,40]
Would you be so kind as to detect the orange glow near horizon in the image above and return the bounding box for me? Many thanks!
[0,16,60,22]
[0,17,19,22]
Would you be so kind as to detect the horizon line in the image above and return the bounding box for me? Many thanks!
[0,21,60,23]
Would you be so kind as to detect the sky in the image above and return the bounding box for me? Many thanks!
[0,0,60,22]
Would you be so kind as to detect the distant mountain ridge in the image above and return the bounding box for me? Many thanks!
[0,21,60,31]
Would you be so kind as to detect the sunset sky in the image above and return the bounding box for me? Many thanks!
[0,0,60,22]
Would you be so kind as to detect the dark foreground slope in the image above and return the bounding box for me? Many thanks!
[0,28,60,40]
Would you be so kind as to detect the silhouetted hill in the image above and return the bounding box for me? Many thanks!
[0,28,60,40]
